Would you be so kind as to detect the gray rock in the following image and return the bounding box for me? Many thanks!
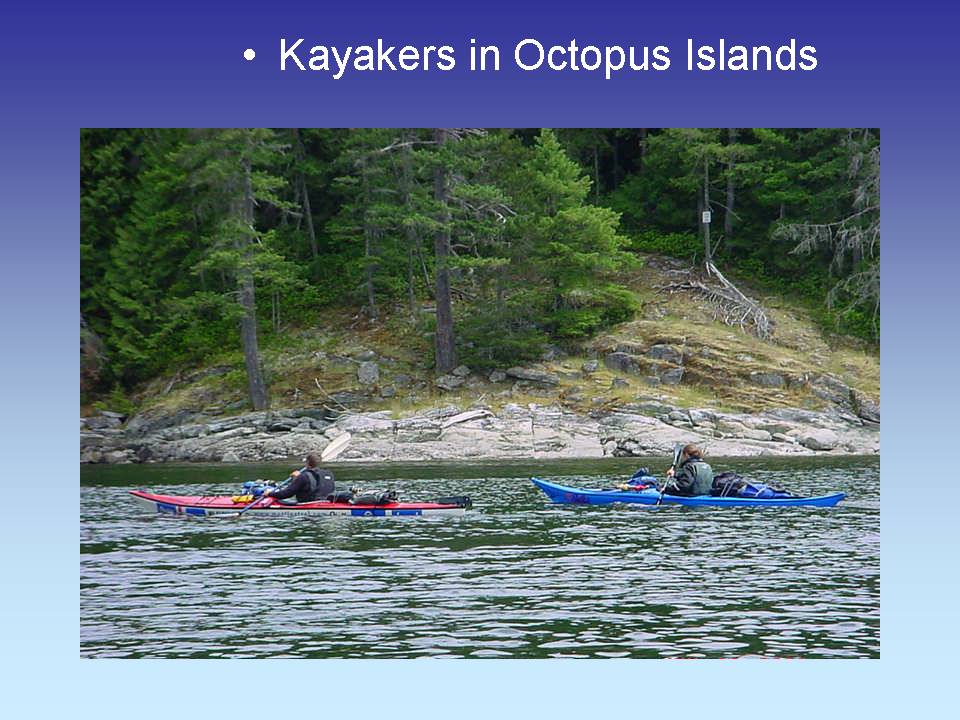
[810,374,853,406]
[630,401,676,417]
[851,391,880,423]
[611,377,630,389]
[688,409,717,426]
[642,376,661,387]
[99,410,127,420]
[395,418,442,443]
[104,449,137,464]
[717,419,748,435]
[452,365,471,377]
[581,360,599,374]
[660,368,684,385]
[392,374,413,387]
[435,374,465,391]
[541,345,565,361]
[84,415,122,430]
[488,370,507,383]
[741,428,773,442]
[221,451,241,463]
[268,418,299,432]
[328,391,365,407]
[355,350,378,361]
[647,344,683,364]
[357,361,380,385]
[771,433,797,444]
[506,367,560,385]
[603,352,639,374]
[799,429,839,451]
[380,386,397,398]
[667,410,688,423]
[750,371,786,388]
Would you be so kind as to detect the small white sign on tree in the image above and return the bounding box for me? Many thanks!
[702,210,712,224]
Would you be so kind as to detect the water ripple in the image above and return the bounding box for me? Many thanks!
[81,457,879,658]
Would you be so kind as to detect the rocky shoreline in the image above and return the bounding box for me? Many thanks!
[81,398,878,465]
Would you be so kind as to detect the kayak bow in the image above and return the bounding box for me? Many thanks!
[531,477,845,508]
[129,490,470,518]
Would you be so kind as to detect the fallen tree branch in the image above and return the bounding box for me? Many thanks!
[657,263,774,339]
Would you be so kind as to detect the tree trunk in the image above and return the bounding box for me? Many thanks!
[401,135,419,318]
[593,143,600,203]
[433,128,457,374]
[702,156,712,267]
[724,128,736,242]
[237,158,269,410]
[292,129,318,258]
[361,158,378,319]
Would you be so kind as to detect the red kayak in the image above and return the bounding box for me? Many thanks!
[129,490,471,518]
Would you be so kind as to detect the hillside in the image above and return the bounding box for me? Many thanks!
[81,254,879,464]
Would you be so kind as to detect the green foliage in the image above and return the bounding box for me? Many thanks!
[626,230,701,261]
[79,127,880,402]
[93,386,137,416]
[457,301,549,370]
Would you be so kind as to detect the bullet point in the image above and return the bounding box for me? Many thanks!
[243,49,256,61]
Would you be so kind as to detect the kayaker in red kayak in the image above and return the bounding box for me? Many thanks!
[263,453,336,504]
[665,444,714,496]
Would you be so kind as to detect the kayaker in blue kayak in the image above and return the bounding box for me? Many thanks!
[263,453,336,504]
[664,443,714,496]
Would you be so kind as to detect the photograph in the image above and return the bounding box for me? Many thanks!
[80,127,879,659]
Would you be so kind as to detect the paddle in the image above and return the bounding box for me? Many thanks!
[657,442,683,507]
[233,432,353,518]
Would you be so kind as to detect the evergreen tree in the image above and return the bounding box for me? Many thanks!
[508,129,636,340]
[180,129,297,410]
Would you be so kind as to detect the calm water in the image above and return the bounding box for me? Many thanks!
[81,456,879,658]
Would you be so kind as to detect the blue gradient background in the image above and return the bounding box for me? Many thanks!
[1,0,951,716]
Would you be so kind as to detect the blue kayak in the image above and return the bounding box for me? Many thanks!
[531,477,845,508]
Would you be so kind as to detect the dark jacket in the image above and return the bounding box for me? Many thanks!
[669,458,714,497]
[270,467,335,503]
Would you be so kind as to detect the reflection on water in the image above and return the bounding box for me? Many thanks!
[81,456,879,658]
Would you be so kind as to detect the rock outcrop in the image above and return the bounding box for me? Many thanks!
[81,397,879,464]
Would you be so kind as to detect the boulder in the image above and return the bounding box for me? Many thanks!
[688,409,717,427]
[603,352,639,374]
[646,344,683,364]
[452,365,471,377]
[851,390,880,423]
[355,350,378,361]
[357,361,380,385]
[267,418,300,432]
[506,367,560,385]
[435,374,465,391]
[393,373,413,387]
[489,370,507,383]
[660,367,684,385]
[221,451,241,463]
[83,415,122,430]
[810,374,853,407]
[741,428,773,442]
[750,371,786,388]
[380,386,397,398]
[799,429,839,451]
[581,360,599,374]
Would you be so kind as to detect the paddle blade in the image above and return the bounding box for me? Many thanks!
[321,432,352,461]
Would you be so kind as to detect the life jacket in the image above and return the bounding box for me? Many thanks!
[302,467,336,501]
[681,459,714,496]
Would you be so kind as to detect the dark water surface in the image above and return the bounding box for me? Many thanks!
[81,456,879,658]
